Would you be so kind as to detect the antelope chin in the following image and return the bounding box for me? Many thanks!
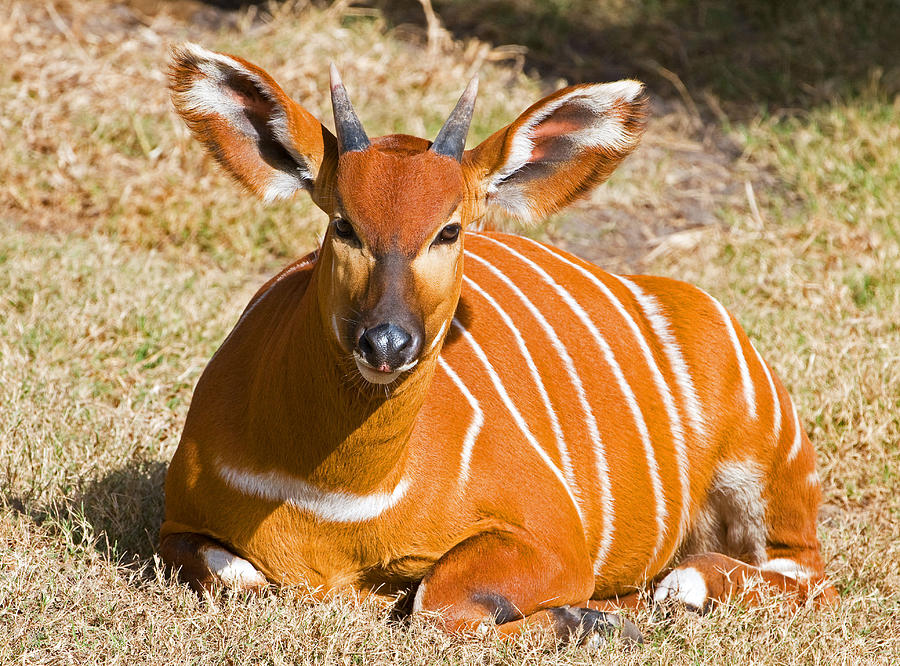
[353,355,418,385]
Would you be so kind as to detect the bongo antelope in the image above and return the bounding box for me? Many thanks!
[160,43,834,646]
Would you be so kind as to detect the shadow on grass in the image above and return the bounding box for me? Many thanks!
[369,0,900,117]
[77,460,168,565]
[4,460,167,574]
[189,0,900,117]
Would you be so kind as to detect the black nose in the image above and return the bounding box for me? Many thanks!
[357,323,414,371]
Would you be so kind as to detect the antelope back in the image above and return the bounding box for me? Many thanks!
[420,230,822,593]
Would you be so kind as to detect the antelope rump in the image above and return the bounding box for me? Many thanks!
[159,43,835,646]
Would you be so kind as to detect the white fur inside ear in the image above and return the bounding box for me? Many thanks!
[176,43,311,199]
[264,170,307,202]
[268,106,314,186]
[181,76,243,119]
[487,80,644,221]
[563,80,644,149]
[179,43,250,118]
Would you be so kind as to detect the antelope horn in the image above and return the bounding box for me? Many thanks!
[430,75,479,162]
[330,64,370,153]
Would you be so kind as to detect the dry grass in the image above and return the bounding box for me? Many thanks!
[1,0,899,662]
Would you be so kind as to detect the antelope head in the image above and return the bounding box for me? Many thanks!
[170,44,647,386]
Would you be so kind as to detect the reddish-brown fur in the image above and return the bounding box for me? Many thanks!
[160,45,834,645]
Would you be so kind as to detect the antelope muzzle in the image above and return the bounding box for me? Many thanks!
[353,319,423,384]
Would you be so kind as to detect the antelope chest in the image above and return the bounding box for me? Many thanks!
[163,438,475,593]
[236,506,444,593]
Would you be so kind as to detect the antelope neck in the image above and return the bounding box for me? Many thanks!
[250,262,438,497]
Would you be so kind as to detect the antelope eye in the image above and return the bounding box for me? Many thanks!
[434,223,461,245]
[333,218,356,241]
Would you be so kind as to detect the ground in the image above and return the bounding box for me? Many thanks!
[1,0,898,662]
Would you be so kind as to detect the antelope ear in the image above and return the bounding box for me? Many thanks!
[169,43,338,210]
[463,81,648,225]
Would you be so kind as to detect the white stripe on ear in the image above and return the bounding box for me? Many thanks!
[182,76,242,118]
[488,80,644,197]
[175,43,312,201]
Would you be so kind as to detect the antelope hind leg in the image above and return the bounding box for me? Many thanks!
[413,530,642,646]
[653,551,837,612]
[159,532,267,594]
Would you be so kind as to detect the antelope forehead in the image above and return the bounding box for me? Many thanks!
[337,148,465,243]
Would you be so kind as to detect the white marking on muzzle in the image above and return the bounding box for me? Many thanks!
[353,353,418,385]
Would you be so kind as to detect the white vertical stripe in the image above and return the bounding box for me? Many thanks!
[704,292,757,419]
[750,342,782,445]
[450,318,584,525]
[614,277,706,438]
[787,398,803,462]
[476,234,667,572]
[437,356,484,489]
[429,319,449,352]
[520,238,680,572]
[465,250,613,566]
[604,275,693,552]
[463,274,580,510]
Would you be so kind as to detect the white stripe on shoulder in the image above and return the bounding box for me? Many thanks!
[216,459,409,523]
[476,234,667,572]
[614,276,706,439]
[450,317,584,525]
[750,342,782,444]
[787,398,803,463]
[519,238,679,572]
[463,274,579,506]
[465,249,613,567]
[437,356,484,489]
[702,291,757,419]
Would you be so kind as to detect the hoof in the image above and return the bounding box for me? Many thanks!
[551,606,643,646]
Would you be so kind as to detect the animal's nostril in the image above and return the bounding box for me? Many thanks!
[357,330,375,356]
[364,323,412,358]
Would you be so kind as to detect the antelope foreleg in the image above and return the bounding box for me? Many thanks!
[413,531,641,645]
[159,532,267,594]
